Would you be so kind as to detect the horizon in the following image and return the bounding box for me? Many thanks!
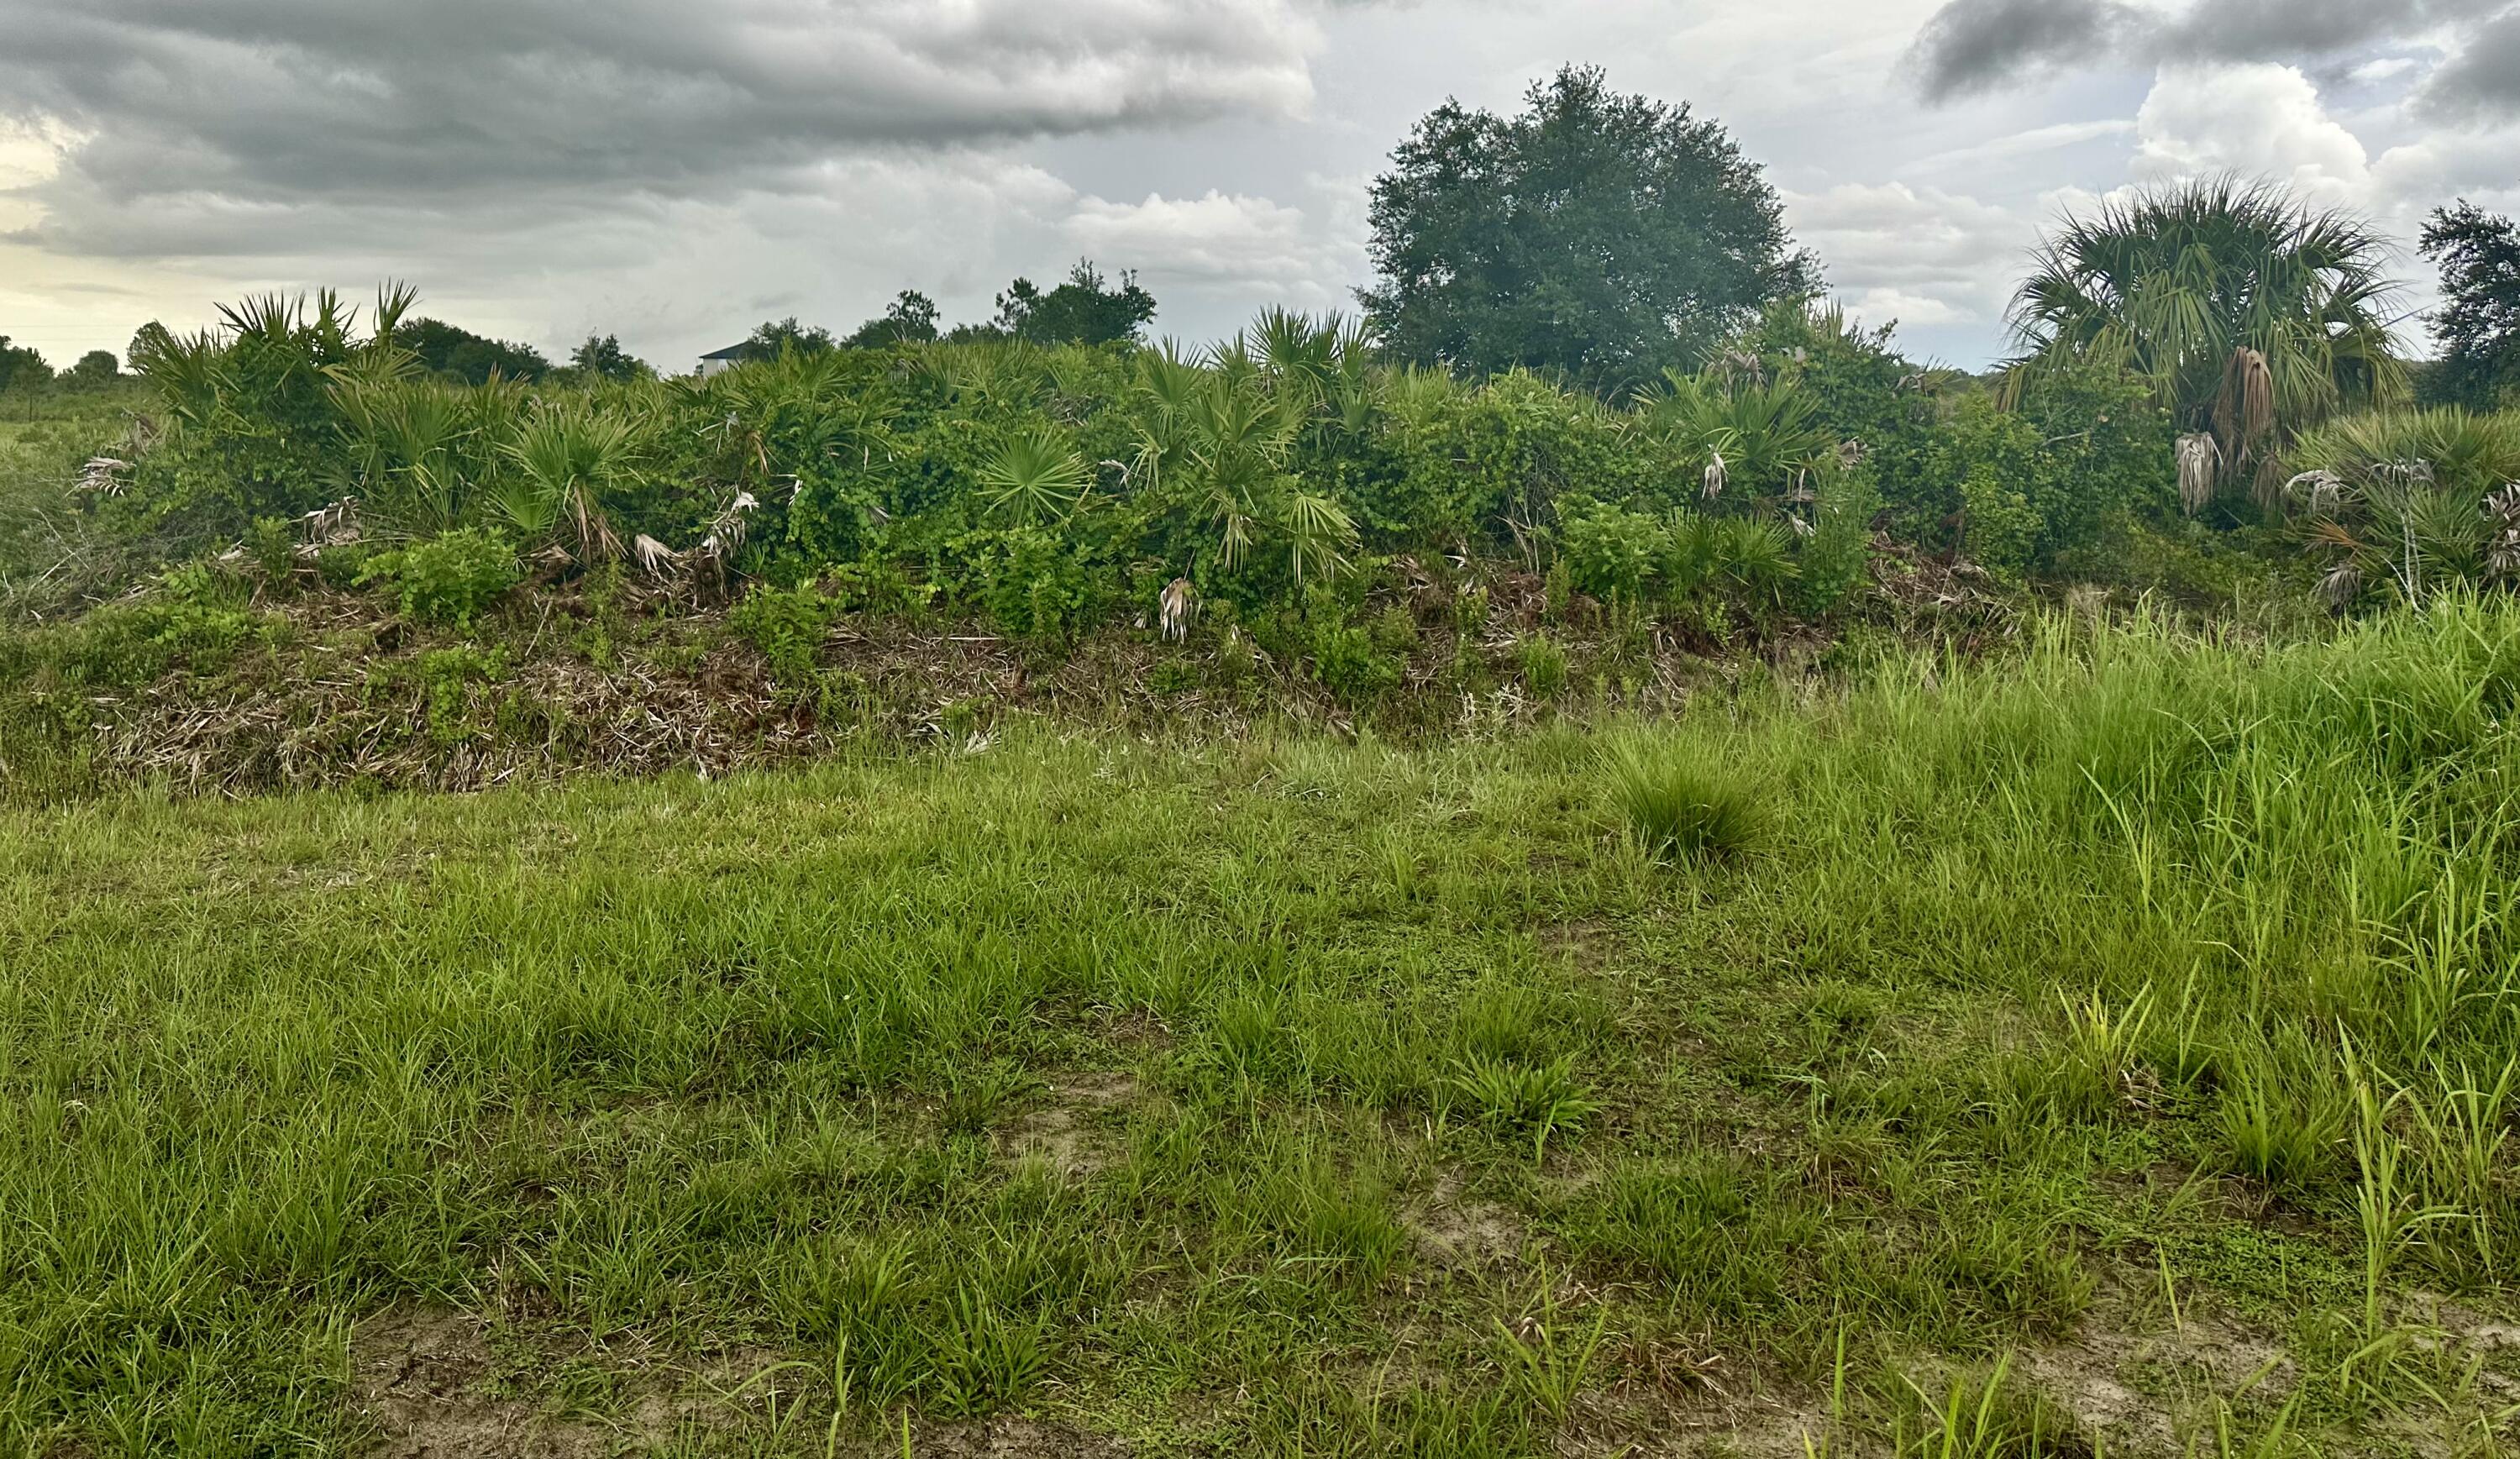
[4,1,2518,373]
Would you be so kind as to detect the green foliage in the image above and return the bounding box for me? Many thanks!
[1795,461,1881,616]
[2008,177,2406,501]
[2418,202,2520,411]
[973,527,1096,642]
[567,333,648,382]
[1362,65,1816,396]
[1514,632,1567,698]
[1917,367,2174,577]
[726,580,837,682]
[1452,1054,1599,1158]
[414,643,508,745]
[1309,617,1404,706]
[991,260,1157,347]
[0,564,271,692]
[356,527,519,627]
[843,290,942,349]
[1557,497,1665,601]
[392,318,549,383]
[2286,407,2520,606]
[0,335,50,394]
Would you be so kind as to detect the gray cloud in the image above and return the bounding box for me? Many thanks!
[0,1,1321,255]
[2420,9,2520,118]
[1910,0,2511,101]
[1908,0,2143,101]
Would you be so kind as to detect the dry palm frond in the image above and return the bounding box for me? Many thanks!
[2216,345,2276,453]
[2319,558,2365,610]
[632,534,681,580]
[2487,485,2520,580]
[294,498,363,556]
[2283,470,2347,516]
[1158,577,1195,642]
[690,491,759,595]
[74,457,133,495]
[1702,451,1728,501]
[2176,433,2220,516]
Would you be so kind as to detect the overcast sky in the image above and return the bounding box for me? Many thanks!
[5,0,2520,373]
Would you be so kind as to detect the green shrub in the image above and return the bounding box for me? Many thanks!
[1514,633,1567,699]
[1793,464,1881,616]
[1310,620,1403,706]
[1557,497,1667,602]
[356,528,519,627]
[1959,466,2041,585]
[973,527,1096,642]
[415,643,508,744]
[727,581,837,684]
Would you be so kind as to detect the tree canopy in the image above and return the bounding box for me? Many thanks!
[2420,201,2520,411]
[741,318,837,360]
[0,337,50,393]
[1359,65,1817,396]
[2007,176,2405,506]
[569,333,649,381]
[988,262,1156,346]
[64,350,119,389]
[843,291,942,349]
[393,318,551,383]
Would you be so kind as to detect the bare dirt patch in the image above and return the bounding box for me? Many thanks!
[1000,1071,1139,1178]
[896,1416,1133,1457]
[1407,1168,1530,1268]
[351,1309,601,1459]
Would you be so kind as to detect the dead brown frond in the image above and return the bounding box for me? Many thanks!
[2176,433,2220,516]
[631,534,681,581]
[74,457,132,496]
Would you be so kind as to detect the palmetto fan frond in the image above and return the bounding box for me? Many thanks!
[977,429,1093,525]
[2006,176,2407,512]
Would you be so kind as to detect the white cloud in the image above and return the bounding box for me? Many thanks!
[2130,62,2371,201]
[1787,180,2031,328]
[1067,192,1316,286]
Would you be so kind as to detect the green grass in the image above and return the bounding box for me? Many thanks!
[6,601,2520,1456]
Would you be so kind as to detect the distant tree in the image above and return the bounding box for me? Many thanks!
[741,318,837,361]
[843,290,943,349]
[569,333,649,381]
[393,318,551,383]
[2008,177,2405,506]
[1360,66,1818,396]
[128,322,178,373]
[64,349,119,389]
[2420,201,2520,410]
[0,336,50,393]
[992,261,1157,346]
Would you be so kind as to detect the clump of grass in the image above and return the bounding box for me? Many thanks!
[1606,743,1759,861]
[1452,1053,1599,1158]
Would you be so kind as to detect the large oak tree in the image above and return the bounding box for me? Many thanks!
[1359,66,1817,396]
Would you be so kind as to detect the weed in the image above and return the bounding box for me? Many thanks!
[1452,1053,1599,1158]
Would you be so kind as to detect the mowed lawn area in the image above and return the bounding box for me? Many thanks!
[5,606,2520,1457]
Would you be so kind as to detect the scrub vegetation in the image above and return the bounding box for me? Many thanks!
[3,66,2520,1459]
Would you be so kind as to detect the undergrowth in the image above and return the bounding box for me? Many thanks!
[3,600,2519,1455]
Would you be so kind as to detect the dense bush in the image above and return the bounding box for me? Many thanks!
[50,280,2296,657]
[355,527,520,627]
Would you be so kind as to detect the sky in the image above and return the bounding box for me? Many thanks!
[3,0,2520,374]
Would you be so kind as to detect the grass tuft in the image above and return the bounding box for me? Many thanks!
[1605,742,1760,861]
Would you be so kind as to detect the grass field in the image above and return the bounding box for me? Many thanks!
[5,601,2520,1456]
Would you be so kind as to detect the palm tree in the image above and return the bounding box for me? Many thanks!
[2007,176,2408,509]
